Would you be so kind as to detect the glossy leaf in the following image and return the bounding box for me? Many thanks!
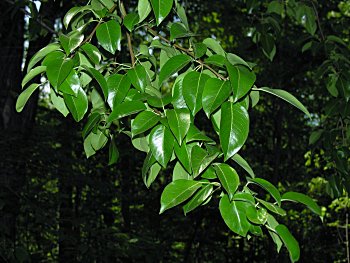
[96,20,121,54]
[50,89,69,117]
[124,13,139,31]
[159,54,191,85]
[183,184,213,215]
[275,224,300,262]
[226,53,251,69]
[166,108,191,145]
[282,192,321,216]
[172,73,188,109]
[82,112,101,139]
[191,146,218,178]
[138,0,152,23]
[22,66,46,88]
[150,0,174,25]
[227,64,256,102]
[183,71,210,116]
[160,179,202,214]
[63,6,91,29]
[108,136,119,165]
[267,214,283,252]
[186,124,213,143]
[108,101,146,122]
[220,102,249,161]
[149,124,175,168]
[250,178,281,206]
[193,43,207,59]
[107,74,131,108]
[255,87,311,119]
[202,78,231,117]
[82,66,109,100]
[205,54,226,67]
[214,163,240,200]
[219,195,251,237]
[81,43,102,65]
[127,65,149,92]
[90,129,108,151]
[131,110,160,137]
[258,198,286,216]
[44,52,74,89]
[16,84,41,112]
[173,162,192,181]
[63,87,88,122]
[170,22,189,41]
[174,141,192,174]
[203,38,225,56]
[231,154,255,178]
[146,162,162,188]
[27,43,60,73]
[58,70,81,96]
[59,32,84,55]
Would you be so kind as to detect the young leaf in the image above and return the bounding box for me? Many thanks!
[275,224,300,262]
[220,102,249,161]
[131,110,160,137]
[96,20,121,54]
[149,124,175,168]
[16,83,41,112]
[63,87,88,122]
[160,179,202,214]
[183,184,213,215]
[254,87,311,119]
[227,64,256,102]
[249,178,281,206]
[183,71,210,116]
[202,79,231,117]
[281,192,321,216]
[150,0,174,25]
[159,54,191,85]
[213,163,240,200]
[166,108,191,145]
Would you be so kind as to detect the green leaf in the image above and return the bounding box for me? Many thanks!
[108,101,146,122]
[172,73,188,109]
[250,90,260,107]
[107,74,131,108]
[220,102,249,161]
[183,184,213,215]
[58,70,81,96]
[227,64,256,102]
[124,13,139,32]
[170,22,189,41]
[145,162,162,187]
[98,0,114,9]
[258,199,286,216]
[275,224,300,262]
[81,43,102,65]
[204,54,226,67]
[186,124,213,143]
[159,54,191,85]
[281,191,321,216]
[219,195,251,237]
[231,154,255,178]
[193,43,207,59]
[96,20,121,54]
[16,83,41,112]
[27,43,61,72]
[82,66,109,100]
[176,3,189,30]
[166,108,191,145]
[337,74,350,102]
[249,178,281,206]
[63,6,91,29]
[183,71,210,116]
[63,87,88,122]
[50,89,69,117]
[59,32,84,55]
[255,87,311,119]
[191,146,218,178]
[150,0,174,25]
[202,79,231,117]
[138,0,152,23]
[160,179,202,214]
[203,38,225,56]
[132,135,149,152]
[174,141,192,174]
[149,124,175,168]
[246,206,267,225]
[260,33,276,61]
[108,136,119,165]
[267,214,283,252]
[214,163,240,200]
[309,129,323,145]
[173,162,192,181]
[22,66,46,88]
[82,112,101,139]
[44,52,74,89]
[84,133,96,158]
[127,65,149,92]
[90,129,108,151]
[226,53,251,69]
[131,110,160,137]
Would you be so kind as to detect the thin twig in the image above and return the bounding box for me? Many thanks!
[310,0,325,41]
[146,26,227,80]
[120,1,136,66]
[4,0,55,34]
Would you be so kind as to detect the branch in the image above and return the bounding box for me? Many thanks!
[120,2,136,66]
[4,0,55,34]
[146,26,227,80]
[310,0,325,41]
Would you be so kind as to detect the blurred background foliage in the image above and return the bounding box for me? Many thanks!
[0,0,349,262]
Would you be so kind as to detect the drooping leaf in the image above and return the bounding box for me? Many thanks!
[160,179,202,214]
[16,84,41,112]
[96,20,121,54]
[108,101,146,122]
[82,112,101,139]
[159,54,191,85]
[267,214,283,252]
[149,124,175,168]
[219,194,251,237]
[63,87,88,122]
[138,0,152,23]
[258,199,286,216]
[150,0,174,25]
[50,89,69,117]
[90,129,108,151]
[255,87,311,118]
[145,162,162,188]
[82,66,109,100]
[108,136,119,165]
[231,154,255,178]
[226,53,251,69]
[275,224,300,262]
[281,192,321,216]
[131,110,160,137]
[220,102,249,161]
[166,108,191,145]
[213,163,240,200]
[183,71,210,116]
[202,78,231,117]
[226,64,256,102]
[174,141,192,174]
[183,184,213,215]
[249,178,281,206]
[22,66,46,88]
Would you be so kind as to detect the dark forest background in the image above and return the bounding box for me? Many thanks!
[0,0,349,262]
